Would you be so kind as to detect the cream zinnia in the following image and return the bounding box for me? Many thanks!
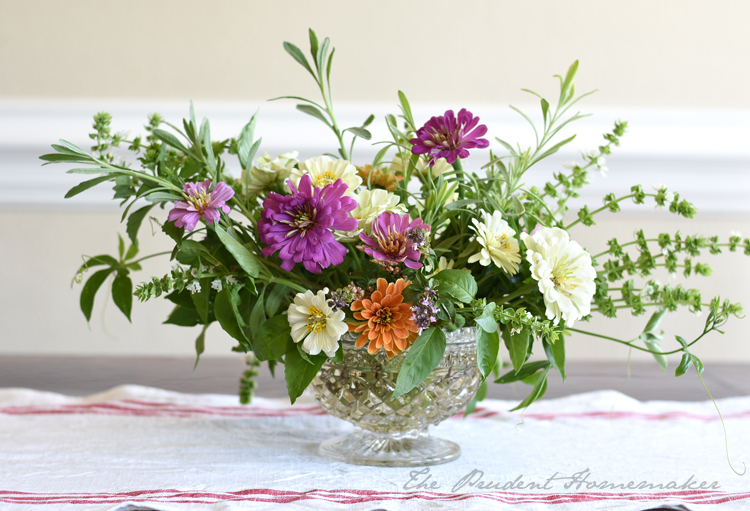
[241,151,298,196]
[287,288,347,357]
[290,156,362,197]
[521,227,596,327]
[467,211,521,275]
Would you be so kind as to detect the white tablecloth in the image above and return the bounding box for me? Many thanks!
[1,385,749,510]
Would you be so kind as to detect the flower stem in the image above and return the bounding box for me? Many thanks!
[452,159,465,200]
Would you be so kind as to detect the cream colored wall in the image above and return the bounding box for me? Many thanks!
[1,0,749,107]
[1,1,749,362]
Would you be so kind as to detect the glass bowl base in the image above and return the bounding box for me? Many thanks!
[318,428,461,467]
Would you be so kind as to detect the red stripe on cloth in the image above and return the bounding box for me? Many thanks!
[0,401,328,418]
[0,400,748,421]
[1,488,748,505]
[461,407,750,422]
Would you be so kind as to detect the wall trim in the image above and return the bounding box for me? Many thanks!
[1,99,748,213]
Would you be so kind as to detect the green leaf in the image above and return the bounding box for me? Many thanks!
[316,36,330,77]
[200,118,216,171]
[189,101,197,131]
[284,347,326,404]
[80,269,114,322]
[144,192,183,203]
[541,98,549,120]
[126,205,155,245]
[214,288,250,346]
[308,29,319,65]
[164,305,201,327]
[641,332,668,373]
[237,111,259,169]
[296,104,330,126]
[495,360,550,384]
[433,269,477,303]
[326,47,335,84]
[444,199,483,211]
[215,227,261,278]
[372,145,391,167]
[675,352,693,377]
[343,127,372,140]
[152,128,192,155]
[509,366,549,411]
[111,272,133,321]
[248,289,266,337]
[475,302,497,333]
[162,220,184,245]
[65,167,121,175]
[397,90,415,128]
[253,314,292,361]
[283,41,315,77]
[125,241,138,261]
[535,134,576,162]
[675,335,689,350]
[39,153,90,163]
[560,60,579,101]
[64,175,112,198]
[393,327,447,399]
[191,278,210,324]
[57,139,90,157]
[504,326,530,373]
[194,325,208,368]
[118,235,125,259]
[265,283,292,317]
[690,354,705,375]
[84,254,119,268]
[543,337,566,381]
[644,308,668,333]
[476,327,500,379]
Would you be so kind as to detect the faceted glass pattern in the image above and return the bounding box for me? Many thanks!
[311,327,481,466]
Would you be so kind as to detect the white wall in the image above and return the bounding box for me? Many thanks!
[1,1,749,362]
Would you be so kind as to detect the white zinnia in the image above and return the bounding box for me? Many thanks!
[287,288,347,357]
[390,155,452,178]
[290,155,362,197]
[352,189,406,232]
[242,151,298,196]
[521,227,596,328]
[467,210,522,275]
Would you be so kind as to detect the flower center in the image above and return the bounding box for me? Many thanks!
[427,124,458,150]
[289,205,317,237]
[374,308,393,325]
[313,171,339,187]
[379,232,407,259]
[187,189,212,214]
[306,306,327,333]
[552,265,575,292]
[495,233,511,250]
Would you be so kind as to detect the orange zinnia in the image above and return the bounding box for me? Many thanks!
[356,164,403,192]
[348,278,420,358]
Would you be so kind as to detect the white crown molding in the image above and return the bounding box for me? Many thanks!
[1,99,749,213]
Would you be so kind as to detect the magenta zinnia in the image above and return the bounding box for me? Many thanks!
[410,108,489,166]
[358,212,429,269]
[167,180,235,231]
[258,175,358,273]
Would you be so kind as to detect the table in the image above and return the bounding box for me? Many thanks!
[1,385,749,510]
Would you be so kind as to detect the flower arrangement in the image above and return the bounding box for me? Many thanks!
[42,30,747,415]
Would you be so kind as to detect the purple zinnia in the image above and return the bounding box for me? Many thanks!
[167,179,235,231]
[258,175,358,273]
[409,108,489,166]
[358,212,430,269]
